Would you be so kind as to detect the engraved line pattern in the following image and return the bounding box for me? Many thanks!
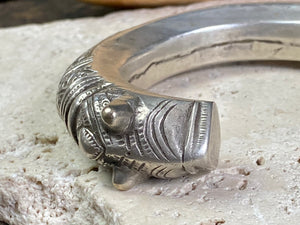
[62,76,104,122]
[57,55,93,102]
[198,102,209,145]
[65,56,93,76]
[128,160,136,169]
[145,100,170,161]
[150,165,162,176]
[137,163,146,171]
[151,103,170,160]
[183,101,199,162]
[125,134,131,152]
[158,104,177,158]
[91,95,112,146]
[57,50,113,139]
[80,103,91,127]
[87,97,108,149]
[81,128,104,160]
[133,130,145,157]
[136,107,156,157]
[193,103,202,144]
[163,169,173,178]
[59,55,93,89]
[155,167,166,177]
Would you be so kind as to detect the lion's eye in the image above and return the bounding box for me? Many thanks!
[102,100,110,107]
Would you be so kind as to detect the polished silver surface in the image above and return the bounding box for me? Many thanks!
[57,3,300,190]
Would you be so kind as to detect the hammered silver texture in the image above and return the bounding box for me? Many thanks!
[57,4,300,190]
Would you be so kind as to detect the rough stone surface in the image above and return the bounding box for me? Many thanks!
[0,1,299,225]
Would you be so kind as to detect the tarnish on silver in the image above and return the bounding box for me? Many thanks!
[57,4,300,190]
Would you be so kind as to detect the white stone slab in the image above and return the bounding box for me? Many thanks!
[0,1,299,224]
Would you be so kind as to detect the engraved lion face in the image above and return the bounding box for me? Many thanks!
[76,89,138,163]
[77,91,220,178]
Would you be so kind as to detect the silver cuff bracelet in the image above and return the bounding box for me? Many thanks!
[57,3,300,190]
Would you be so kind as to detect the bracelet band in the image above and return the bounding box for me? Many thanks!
[57,3,300,190]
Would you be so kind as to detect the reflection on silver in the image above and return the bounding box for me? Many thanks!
[57,4,300,190]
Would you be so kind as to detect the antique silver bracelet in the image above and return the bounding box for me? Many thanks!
[57,3,300,190]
